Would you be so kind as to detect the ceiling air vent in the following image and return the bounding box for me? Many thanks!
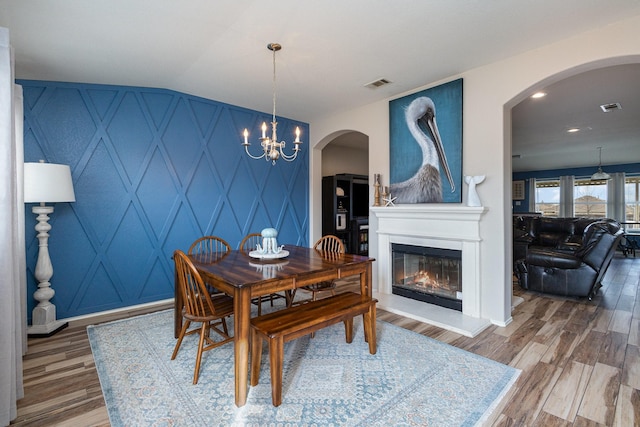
[600,102,622,112]
[364,78,391,89]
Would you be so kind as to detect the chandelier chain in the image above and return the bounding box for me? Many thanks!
[272,46,277,129]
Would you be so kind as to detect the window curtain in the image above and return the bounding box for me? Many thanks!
[527,178,536,212]
[607,172,626,223]
[0,27,25,426]
[559,175,574,217]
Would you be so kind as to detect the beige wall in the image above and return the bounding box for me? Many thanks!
[308,14,640,326]
[321,144,368,177]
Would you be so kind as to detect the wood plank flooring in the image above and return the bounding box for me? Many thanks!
[10,253,640,426]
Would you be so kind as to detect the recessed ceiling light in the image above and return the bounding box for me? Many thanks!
[567,128,580,133]
[531,92,546,99]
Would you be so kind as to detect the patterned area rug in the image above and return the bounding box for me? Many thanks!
[88,308,519,426]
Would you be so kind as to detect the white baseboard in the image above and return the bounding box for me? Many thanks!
[62,298,174,324]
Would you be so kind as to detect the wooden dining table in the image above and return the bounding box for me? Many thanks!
[174,245,375,407]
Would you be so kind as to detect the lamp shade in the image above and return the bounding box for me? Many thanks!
[24,162,76,203]
[590,168,611,181]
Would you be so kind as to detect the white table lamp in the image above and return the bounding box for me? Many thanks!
[24,160,76,337]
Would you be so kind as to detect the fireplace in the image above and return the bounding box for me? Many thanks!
[392,243,462,311]
[370,205,491,337]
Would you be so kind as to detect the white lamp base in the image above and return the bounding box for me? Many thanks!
[28,301,68,337]
[28,319,68,337]
[28,204,69,338]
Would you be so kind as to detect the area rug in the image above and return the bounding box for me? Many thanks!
[87,308,520,426]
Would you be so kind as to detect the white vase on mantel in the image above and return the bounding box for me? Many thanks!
[464,175,485,207]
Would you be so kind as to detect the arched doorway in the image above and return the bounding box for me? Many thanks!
[506,56,640,305]
[313,130,369,246]
[321,131,369,177]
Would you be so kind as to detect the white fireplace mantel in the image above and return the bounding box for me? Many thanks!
[370,205,491,337]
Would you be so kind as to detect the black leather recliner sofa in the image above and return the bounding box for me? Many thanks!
[514,218,623,299]
[513,216,607,261]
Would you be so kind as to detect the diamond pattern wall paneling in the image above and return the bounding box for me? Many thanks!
[20,81,309,321]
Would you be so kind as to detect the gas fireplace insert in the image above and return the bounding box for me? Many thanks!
[391,243,462,311]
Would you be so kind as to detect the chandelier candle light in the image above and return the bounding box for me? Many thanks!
[242,43,302,165]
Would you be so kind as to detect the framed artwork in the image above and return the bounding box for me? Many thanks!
[389,78,463,203]
[512,180,526,200]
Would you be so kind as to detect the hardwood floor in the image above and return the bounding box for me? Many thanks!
[10,253,640,426]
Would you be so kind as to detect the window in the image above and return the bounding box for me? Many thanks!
[574,179,607,218]
[535,177,608,218]
[532,173,640,222]
[626,176,640,230]
[535,180,559,217]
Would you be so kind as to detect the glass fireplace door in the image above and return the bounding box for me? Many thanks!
[391,244,462,311]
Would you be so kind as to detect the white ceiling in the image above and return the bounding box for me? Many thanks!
[512,63,640,172]
[2,1,640,172]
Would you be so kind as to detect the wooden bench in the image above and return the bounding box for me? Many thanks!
[250,291,378,406]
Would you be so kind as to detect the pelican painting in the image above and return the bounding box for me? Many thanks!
[389,79,462,203]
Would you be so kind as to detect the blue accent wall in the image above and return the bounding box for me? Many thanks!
[20,80,309,320]
[512,163,640,213]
